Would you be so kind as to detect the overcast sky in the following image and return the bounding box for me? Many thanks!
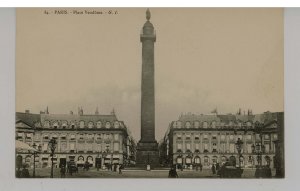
[16,8,283,140]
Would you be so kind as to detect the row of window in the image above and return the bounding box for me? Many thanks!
[175,142,273,153]
[42,120,122,129]
[17,133,121,141]
[174,133,276,141]
[173,121,277,129]
[175,155,272,166]
[31,142,121,152]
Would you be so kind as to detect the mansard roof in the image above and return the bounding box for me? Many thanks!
[16,112,41,127]
[16,112,120,130]
[177,111,282,125]
[40,114,118,123]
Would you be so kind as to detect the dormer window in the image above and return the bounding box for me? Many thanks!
[211,121,216,128]
[70,122,75,129]
[53,121,58,129]
[194,121,200,128]
[176,121,182,128]
[185,122,191,128]
[44,121,50,128]
[62,121,68,129]
[247,121,252,127]
[203,121,208,128]
[114,121,120,128]
[96,121,102,128]
[88,121,94,129]
[79,121,85,128]
[105,122,111,129]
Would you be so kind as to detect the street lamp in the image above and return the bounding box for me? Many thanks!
[32,143,42,178]
[48,137,57,178]
[235,138,244,168]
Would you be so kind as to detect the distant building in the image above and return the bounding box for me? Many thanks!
[159,111,283,170]
[15,108,136,169]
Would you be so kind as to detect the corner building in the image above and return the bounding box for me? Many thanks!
[15,109,136,169]
[160,111,283,169]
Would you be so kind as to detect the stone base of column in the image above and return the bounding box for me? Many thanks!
[136,141,159,168]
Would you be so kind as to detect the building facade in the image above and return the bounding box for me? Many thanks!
[159,111,283,170]
[15,109,136,169]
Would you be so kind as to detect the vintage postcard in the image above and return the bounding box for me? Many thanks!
[15,8,284,179]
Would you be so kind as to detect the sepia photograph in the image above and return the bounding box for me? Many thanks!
[15,8,284,179]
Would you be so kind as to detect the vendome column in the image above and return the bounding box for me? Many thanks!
[136,9,159,167]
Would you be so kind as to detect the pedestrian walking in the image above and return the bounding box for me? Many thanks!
[60,166,66,178]
[199,163,203,171]
[21,164,30,178]
[168,165,178,178]
[119,164,124,174]
[212,164,216,174]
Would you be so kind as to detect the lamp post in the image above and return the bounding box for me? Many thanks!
[235,138,244,168]
[32,143,42,178]
[48,137,57,178]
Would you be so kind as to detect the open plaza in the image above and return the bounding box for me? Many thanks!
[27,167,276,178]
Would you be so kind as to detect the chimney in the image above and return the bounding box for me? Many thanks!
[25,109,30,114]
[95,107,99,115]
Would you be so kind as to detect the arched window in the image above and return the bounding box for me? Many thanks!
[88,121,94,129]
[185,156,192,164]
[105,122,111,129]
[221,156,227,164]
[194,156,201,164]
[79,121,85,129]
[25,155,31,163]
[185,121,191,128]
[114,121,120,128]
[87,156,93,164]
[78,156,84,162]
[176,156,183,164]
[204,156,209,166]
[96,121,102,128]
[212,156,218,164]
[194,121,200,128]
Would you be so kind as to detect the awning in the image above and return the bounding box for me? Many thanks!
[113,154,119,158]
[15,140,38,152]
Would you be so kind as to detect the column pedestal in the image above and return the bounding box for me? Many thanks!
[136,141,159,168]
